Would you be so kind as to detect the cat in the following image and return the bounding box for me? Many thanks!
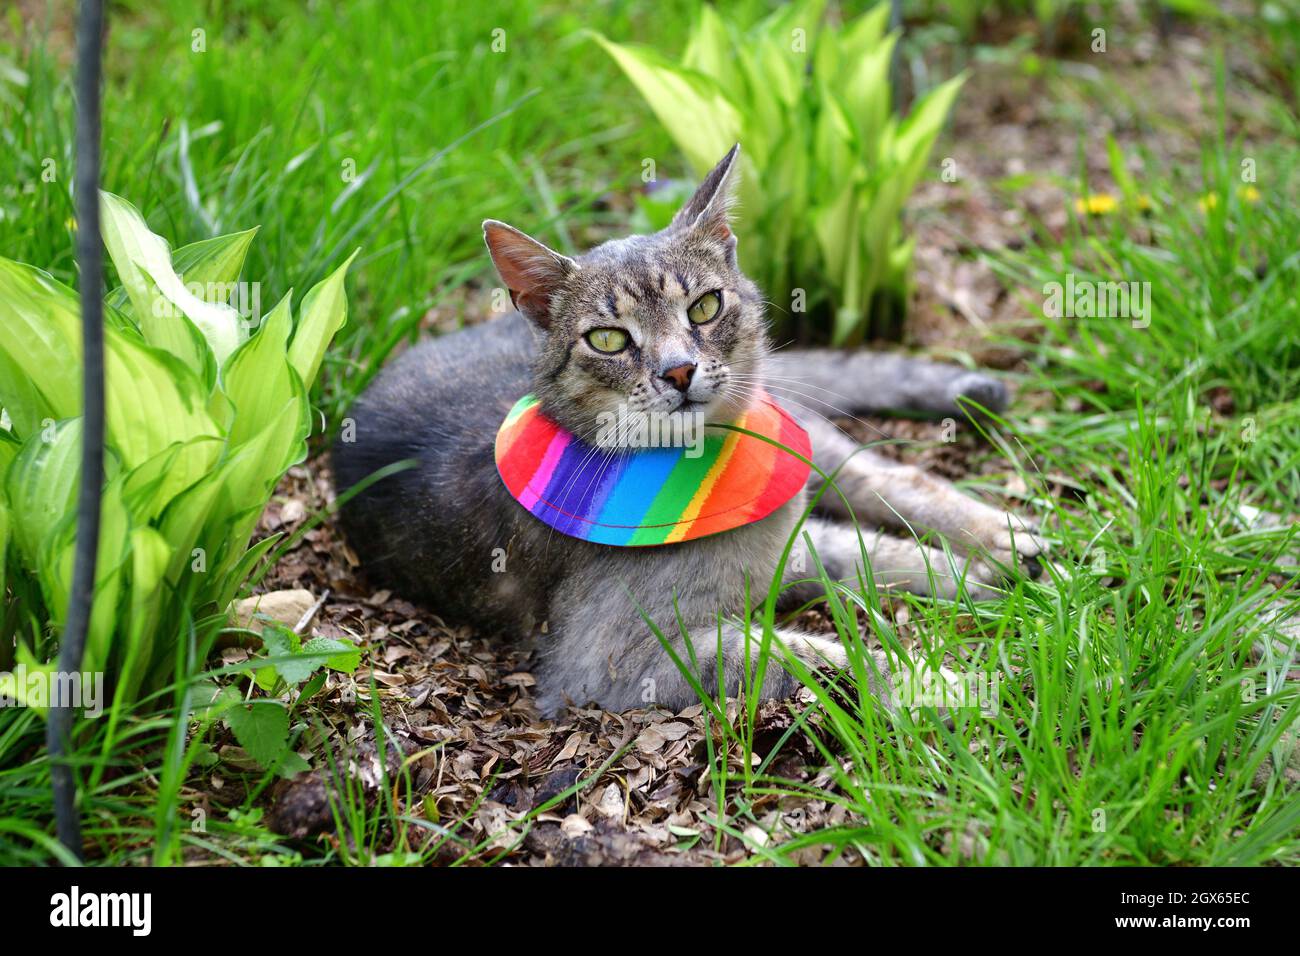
[333,145,1042,718]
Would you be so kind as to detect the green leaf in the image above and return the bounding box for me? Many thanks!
[891,73,965,179]
[159,391,305,587]
[5,419,82,566]
[257,625,359,687]
[301,636,361,674]
[223,290,296,448]
[837,32,896,150]
[0,498,9,590]
[100,190,245,368]
[836,1,890,63]
[0,645,56,712]
[217,533,283,609]
[287,250,358,389]
[224,697,298,776]
[0,428,19,477]
[813,81,856,190]
[117,526,172,706]
[682,5,731,85]
[105,227,259,395]
[45,473,131,675]
[259,624,312,685]
[120,435,223,524]
[0,259,83,438]
[103,324,221,471]
[592,34,742,177]
[171,227,259,289]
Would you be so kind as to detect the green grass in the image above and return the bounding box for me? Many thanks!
[692,79,1300,863]
[0,1,1297,865]
[2,0,704,423]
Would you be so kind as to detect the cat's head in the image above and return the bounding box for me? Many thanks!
[483,145,767,445]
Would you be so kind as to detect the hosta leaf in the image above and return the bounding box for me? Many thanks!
[752,130,808,306]
[0,428,19,478]
[839,32,896,150]
[224,290,295,448]
[755,0,827,52]
[813,81,856,190]
[0,645,56,712]
[813,178,859,296]
[213,395,310,570]
[592,35,742,176]
[755,35,802,109]
[170,227,259,290]
[837,2,890,63]
[42,473,131,677]
[0,259,82,438]
[107,227,258,317]
[218,532,283,609]
[891,73,965,180]
[733,43,782,158]
[287,250,358,390]
[0,498,8,591]
[160,392,305,586]
[104,325,221,471]
[100,191,245,368]
[121,435,223,523]
[682,5,731,85]
[5,419,82,566]
[117,526,171,706]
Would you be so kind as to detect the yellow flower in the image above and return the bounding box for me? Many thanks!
[1197,193,1219,213]
[1238,184,1261,204]
[1133,194,1154,214]
[1074,193,1118,216]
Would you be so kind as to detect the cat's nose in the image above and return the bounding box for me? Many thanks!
[660,363,696,393]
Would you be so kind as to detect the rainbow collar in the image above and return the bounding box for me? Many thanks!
[494,393,811,546]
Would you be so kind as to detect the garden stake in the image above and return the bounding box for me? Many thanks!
[47,0,106,863]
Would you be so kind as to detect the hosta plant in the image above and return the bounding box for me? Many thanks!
[596,0,964,343]
[0,192,356,727]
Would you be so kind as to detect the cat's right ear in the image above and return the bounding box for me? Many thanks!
[483,220,576,329]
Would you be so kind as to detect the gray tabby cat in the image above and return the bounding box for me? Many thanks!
[334,145,1041,717]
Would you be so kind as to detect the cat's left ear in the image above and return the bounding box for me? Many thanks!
[672,143,741,257]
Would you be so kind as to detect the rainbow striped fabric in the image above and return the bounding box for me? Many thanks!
[494,393,812,546]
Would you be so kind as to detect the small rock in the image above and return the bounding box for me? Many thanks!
[561,813,594,837]
[231,588,316,631]
[595,783,624,819]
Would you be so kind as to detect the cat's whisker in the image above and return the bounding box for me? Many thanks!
[543,405,649,542]
[728,367,878,422]
[726,374,894,444]
[738,371,887,410]
[541,415,632,551]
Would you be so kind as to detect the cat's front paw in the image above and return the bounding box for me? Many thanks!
[947,372,1008,417]
[968,512,1047,581]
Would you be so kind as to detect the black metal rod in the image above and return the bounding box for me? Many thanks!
[48,0,105,863]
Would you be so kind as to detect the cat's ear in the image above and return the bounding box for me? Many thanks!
[671,143,740,249]
[482,220,576,329]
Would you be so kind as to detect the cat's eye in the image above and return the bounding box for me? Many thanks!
[687,290,722,325]
[585,327,629,354]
